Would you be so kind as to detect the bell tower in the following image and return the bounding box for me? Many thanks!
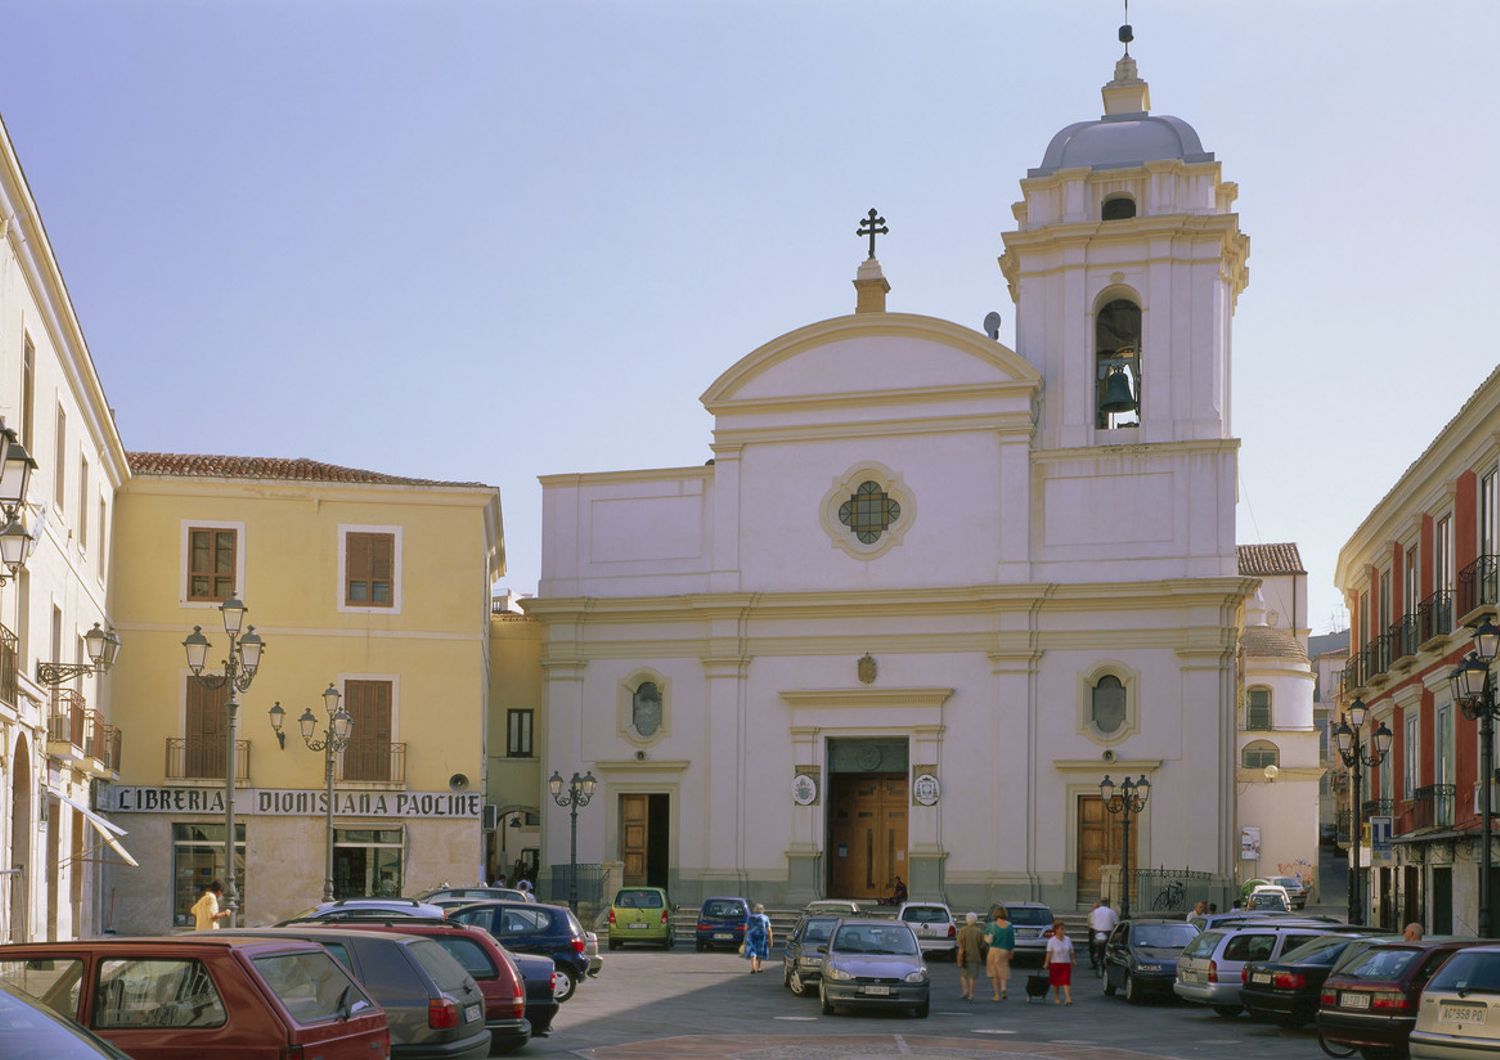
[999,47,1249,452]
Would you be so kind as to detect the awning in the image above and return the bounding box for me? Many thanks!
[50,789,140,868]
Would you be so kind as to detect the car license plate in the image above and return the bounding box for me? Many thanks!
[1251,973,1272,984]
[1181,971,1199,983]
[1442,1004,1487,1024]
[1342,993,1371,1010]
[861,985,891,996]
[629,923,649,929]
[464,1003,482,1023]
[714,932,733,940]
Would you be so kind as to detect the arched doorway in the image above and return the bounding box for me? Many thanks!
[10,733,30,942]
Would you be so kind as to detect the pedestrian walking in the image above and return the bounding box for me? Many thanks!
[1045,919,1075,1005]
[191,880,229,931]
[744,902,773,973]
[956,912,985,999]
[983,904,1016,1001]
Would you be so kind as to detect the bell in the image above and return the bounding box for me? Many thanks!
[1099,366,1138,414]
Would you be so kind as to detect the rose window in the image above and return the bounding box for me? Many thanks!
[838,481,901,544]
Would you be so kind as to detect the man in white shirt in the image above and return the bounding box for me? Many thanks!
[191,880,229,931]
[1087,898,1118,971]
[1187,900,1208,925]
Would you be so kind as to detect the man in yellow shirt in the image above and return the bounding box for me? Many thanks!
[191,881,229,930]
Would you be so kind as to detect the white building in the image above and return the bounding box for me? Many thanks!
[0,115,130,941]
[528,50,1262,911]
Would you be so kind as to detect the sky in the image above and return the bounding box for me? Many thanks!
[0,0,1495,632]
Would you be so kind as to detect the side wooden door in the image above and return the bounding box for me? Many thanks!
[620,794,648,886]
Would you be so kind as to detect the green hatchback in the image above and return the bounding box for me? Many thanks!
[608,887,674,950]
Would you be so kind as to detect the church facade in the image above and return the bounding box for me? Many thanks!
[528,53,1257,911]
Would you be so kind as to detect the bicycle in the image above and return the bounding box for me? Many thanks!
[1152,879,1184,911]
[1089,931,1108,978]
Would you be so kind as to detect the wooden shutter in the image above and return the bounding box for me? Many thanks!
[344,680,392,781]
[187,528,236,602]
[346,533,395,607]
[185,680,228,778]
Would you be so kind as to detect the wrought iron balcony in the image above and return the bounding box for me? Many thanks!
[1401,784,1456,832]
[48,689,88,748]
[1340,655,1365,699]
[337,741,406,784]
[1362,798,1394,818]
[1458,555,1500,622]
[1418,589,1454,647]
[1391,615,1421,664]
[0,623,16,707]
[165,737,251,782]
[99,723,123,774]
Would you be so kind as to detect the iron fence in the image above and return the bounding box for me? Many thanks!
[544,862,606,912]
[1418,589,1454,646]
[1458,556,1500,620]
[165,737,251,781]
[337,742,407,784]
[0,623,16,707]
[1134,866,1215,913]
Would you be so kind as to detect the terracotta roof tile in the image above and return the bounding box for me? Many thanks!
[127,452,489,489]
[1237,543,1306,577]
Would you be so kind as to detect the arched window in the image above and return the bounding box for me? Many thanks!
[1102,195,1136,221]
[1242,740,1280,770]
[631,681,662,738]
[1090,674,1127,735]
[1246,688,1272,731]
[1095,298,1141,429]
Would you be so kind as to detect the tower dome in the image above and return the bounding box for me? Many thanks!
[1029,55,1213,178]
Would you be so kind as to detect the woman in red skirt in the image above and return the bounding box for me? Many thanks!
[1044,920,1075,1005]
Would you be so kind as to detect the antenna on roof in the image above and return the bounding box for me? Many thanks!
[1119,0,1133,55]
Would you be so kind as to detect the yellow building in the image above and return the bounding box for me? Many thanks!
[486,602,542,883]
[102,452,502,931]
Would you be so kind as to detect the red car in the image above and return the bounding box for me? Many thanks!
[0,935,391,1059]
[1317,938,1476,1057]
[315,920,530,1056]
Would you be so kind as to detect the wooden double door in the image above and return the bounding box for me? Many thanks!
[1077,794,1138,905]
[828,773,908,899]
[619,793,670,889]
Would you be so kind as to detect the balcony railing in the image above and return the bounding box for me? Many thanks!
[1403,784,1456,832]
[1458,555,1500,621]
[1362,798,1394,818]
[1418,589,1454,646]
[1340,655,1365,699]
[165,737,251,782]
[1391,616,1420,663]
[48,689,88,748]
[100,723,123,773]
[337,741,406,784]
[0,623,16,707]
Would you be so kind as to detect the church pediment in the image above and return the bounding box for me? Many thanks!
[700,312,1041,415]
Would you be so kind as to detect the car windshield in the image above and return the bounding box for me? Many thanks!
[802,921,835,943]
[1134,924,1200,948]
[1182,931,1225,958]
[1270,877,1301,889]
[1340,947,1419,981]
[902,907,949,924]
[1279,935,1358,966]
[616,890,664,909]
[1429,952,1500,994]
[834,926,919,956]
[702,901,745,919]
[1246,894,1287,911]
[1007,907,1053,926]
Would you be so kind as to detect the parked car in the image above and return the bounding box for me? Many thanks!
[1175,923,1343,1016]
[507,951,560,1037]
[782,915,840,997]
[607,886,673,950]
[805,900,862,916]
[695,896,751,952]
[0,980,131,1058]
[1244,889,1291,913]
[584,931,603,976]
[818,918,929,1019]
[896,902,956,959]
[446,900,590,1003]
[1410,942,1500,1058]
[286,897,449,922]
[1318,938,1478,1058]
[0,935,391,1060]
[1102,918,1201,1003]
[1198,910,1340,932]
[419,887,534,905]
[1004,902,1055,965]
[1241,932,1387,1028]
[283,920,532,1056]
[1266,875,1310,910]
[217,926,491,1059]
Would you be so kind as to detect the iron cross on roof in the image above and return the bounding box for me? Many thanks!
[857,208,888,259]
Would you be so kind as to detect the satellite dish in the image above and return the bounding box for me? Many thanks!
[982,311,1002,340]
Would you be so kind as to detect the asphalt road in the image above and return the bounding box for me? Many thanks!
[527,946,1333,1059]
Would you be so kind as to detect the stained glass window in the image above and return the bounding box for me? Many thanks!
[838,481,901,544]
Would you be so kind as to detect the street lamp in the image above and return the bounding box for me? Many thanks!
[182,593,267,927]
[35,621,123,685]
[1450,615,1500,937]
[1334,698,1393,926]
[270,683,353,903]
[1099,773,1150,919]
[548,770,597,912]
[0,423,38,585]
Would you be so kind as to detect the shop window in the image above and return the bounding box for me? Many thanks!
[333,827,404,899]
[171,823,246,928]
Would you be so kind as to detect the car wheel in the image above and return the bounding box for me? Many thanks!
[820,985,834,1016]
[553,965,577,1003]
[1212,1004,1241,1018]
[789,969,806,996]
[1125,971,1143,1004]
[1103,967,1116,997]
[608,938,620,951]
[914,1001,929,1018]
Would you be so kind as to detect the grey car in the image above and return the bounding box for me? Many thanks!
[221,927,492,1059]
[782,915,839,997]
[1004,902,1055,964]
[818,918,930,1019]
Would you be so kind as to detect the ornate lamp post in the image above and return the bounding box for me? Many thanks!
[269,684,352,903]
[182,594,265,928]
[0,423,38,584]
[1099,773,1150,920]
[548,770,596,912]
[35,621,123,685]
[1334,698,1393,926]
[1450,616,1500,937]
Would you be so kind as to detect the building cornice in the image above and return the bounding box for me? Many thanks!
[778,688,954,710]
[538,465,712,489]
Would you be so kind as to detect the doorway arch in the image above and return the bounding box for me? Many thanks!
[10,733,30,942]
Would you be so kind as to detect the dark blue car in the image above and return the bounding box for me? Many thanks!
[695,896,751,952]
[448,900,591,1003]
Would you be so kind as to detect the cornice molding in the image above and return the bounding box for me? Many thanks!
[778,688,954,710]
[1053,758,1162,773]
[538,465,712,489]
[594,759,691,773]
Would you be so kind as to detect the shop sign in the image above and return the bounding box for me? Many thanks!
[99,786,482,819]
